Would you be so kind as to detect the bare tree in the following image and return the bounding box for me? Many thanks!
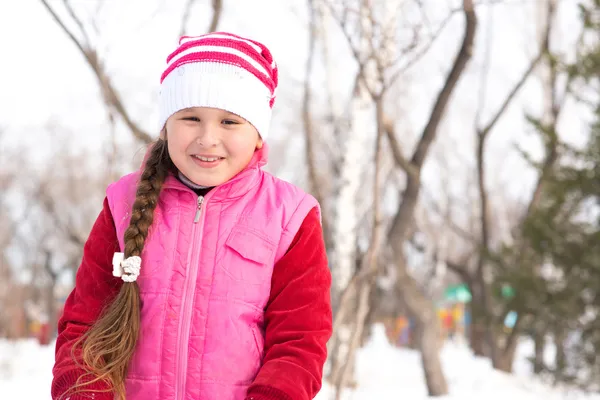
[303,0,332,246]
[321,0,408,390]
[315,0,477,395]
[10,133,109,340]
[325,0,379,386]
[382,0,477,394]
[39,0,225,144]
[333,95,387,399]
[467,4,550,362]
[442,0,578,373]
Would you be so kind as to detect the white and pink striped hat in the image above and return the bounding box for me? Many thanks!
[158,32,279,140]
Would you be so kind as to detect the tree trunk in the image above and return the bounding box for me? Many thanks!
[361,283,382,346]
[553,328,566,383]
[493,353,513,373]
[533,326,546,374]
[327,274,362,386]
[327,323,355,387]
[467,285,488,357]
[333,94,387,399]
[395,257,449,396]
[334,280,374,398]
[46,278,59,341]
[385,1,476,395]
[415,311,448,395]
[469,322,487,357]
[493,324,520,373]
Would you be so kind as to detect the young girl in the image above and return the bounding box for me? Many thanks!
[51,32,332,400]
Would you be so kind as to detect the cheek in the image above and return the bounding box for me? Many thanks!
[166,138,181,158]
[167,128,193,155]
[226,137,257,160]
[225,130,260,157]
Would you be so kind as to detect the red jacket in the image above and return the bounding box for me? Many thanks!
[52,198,332,400]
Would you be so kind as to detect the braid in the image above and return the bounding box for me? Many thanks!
[65,139,173,400]
[124,139,172,258]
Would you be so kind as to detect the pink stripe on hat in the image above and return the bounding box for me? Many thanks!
[161,51,276,95]
[158,32,279,138]
[167,38,272,74]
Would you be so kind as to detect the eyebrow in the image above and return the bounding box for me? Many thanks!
[179,108,243,120]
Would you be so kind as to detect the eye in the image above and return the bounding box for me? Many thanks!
[222,119,239,125]
[182,116,200,122]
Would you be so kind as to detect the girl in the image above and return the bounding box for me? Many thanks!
[51,32,332,400]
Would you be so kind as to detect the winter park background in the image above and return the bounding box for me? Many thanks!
[1,0,599,399]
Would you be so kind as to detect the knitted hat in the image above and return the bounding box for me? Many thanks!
[158,32,279,140]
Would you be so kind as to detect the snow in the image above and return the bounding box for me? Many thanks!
[1,324,598,399]
[0,338,55,399]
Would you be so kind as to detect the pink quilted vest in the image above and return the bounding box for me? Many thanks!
[106,148,318,399]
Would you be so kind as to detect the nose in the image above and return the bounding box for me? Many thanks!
[195,122,220,147]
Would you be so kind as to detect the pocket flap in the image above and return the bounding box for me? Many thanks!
[225,228,275,265]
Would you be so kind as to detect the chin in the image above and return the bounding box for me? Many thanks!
[189,175,227,188]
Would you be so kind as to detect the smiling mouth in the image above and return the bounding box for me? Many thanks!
[192,155,224,162]
[190,154,225,168]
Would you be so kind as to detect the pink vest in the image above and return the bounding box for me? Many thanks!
[106,149,318,400]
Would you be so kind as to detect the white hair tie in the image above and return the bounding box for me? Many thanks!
[112,252,141,283]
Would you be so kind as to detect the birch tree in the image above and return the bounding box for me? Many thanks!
[314,0,478,395]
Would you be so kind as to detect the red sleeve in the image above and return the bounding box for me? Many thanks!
[246,207,333,400]
[51,197,123,400]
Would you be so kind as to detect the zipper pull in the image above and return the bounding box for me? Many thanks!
[194,196,204,223]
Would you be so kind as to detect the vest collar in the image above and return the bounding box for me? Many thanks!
[161,144,268,202]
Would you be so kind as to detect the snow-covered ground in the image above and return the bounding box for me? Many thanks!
[1,324,597,399]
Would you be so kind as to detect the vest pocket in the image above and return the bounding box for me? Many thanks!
[221,227,276,284]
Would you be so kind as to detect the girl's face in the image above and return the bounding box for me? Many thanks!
[165,107,263,187]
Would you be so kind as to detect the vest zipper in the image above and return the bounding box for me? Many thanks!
[193,195,204,223]
[176,194,205,400]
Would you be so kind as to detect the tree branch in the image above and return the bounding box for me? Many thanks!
[208,0,223,33]
[446,259,473,286]
[325,1,377,99]
[39,187,86,248]
[473,0,494,131]
[389,0,477,245]
[422,187,479,245]
[479,54,544,139]
[40,0,153,143]
[387,6,459,87]
[63,0,91,46]
[39,0,88,57]
[473,0,550,285]
[42,249,58,282]
[521,0,560,222]
[477,9,550,139]
[383,114,418,178]
[410,0,477,169]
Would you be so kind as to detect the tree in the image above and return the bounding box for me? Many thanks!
[441,0,574,372]
[315,0,477,395]
[516,0,600,388]
[39,0,224,144]
[385,0,476,394]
